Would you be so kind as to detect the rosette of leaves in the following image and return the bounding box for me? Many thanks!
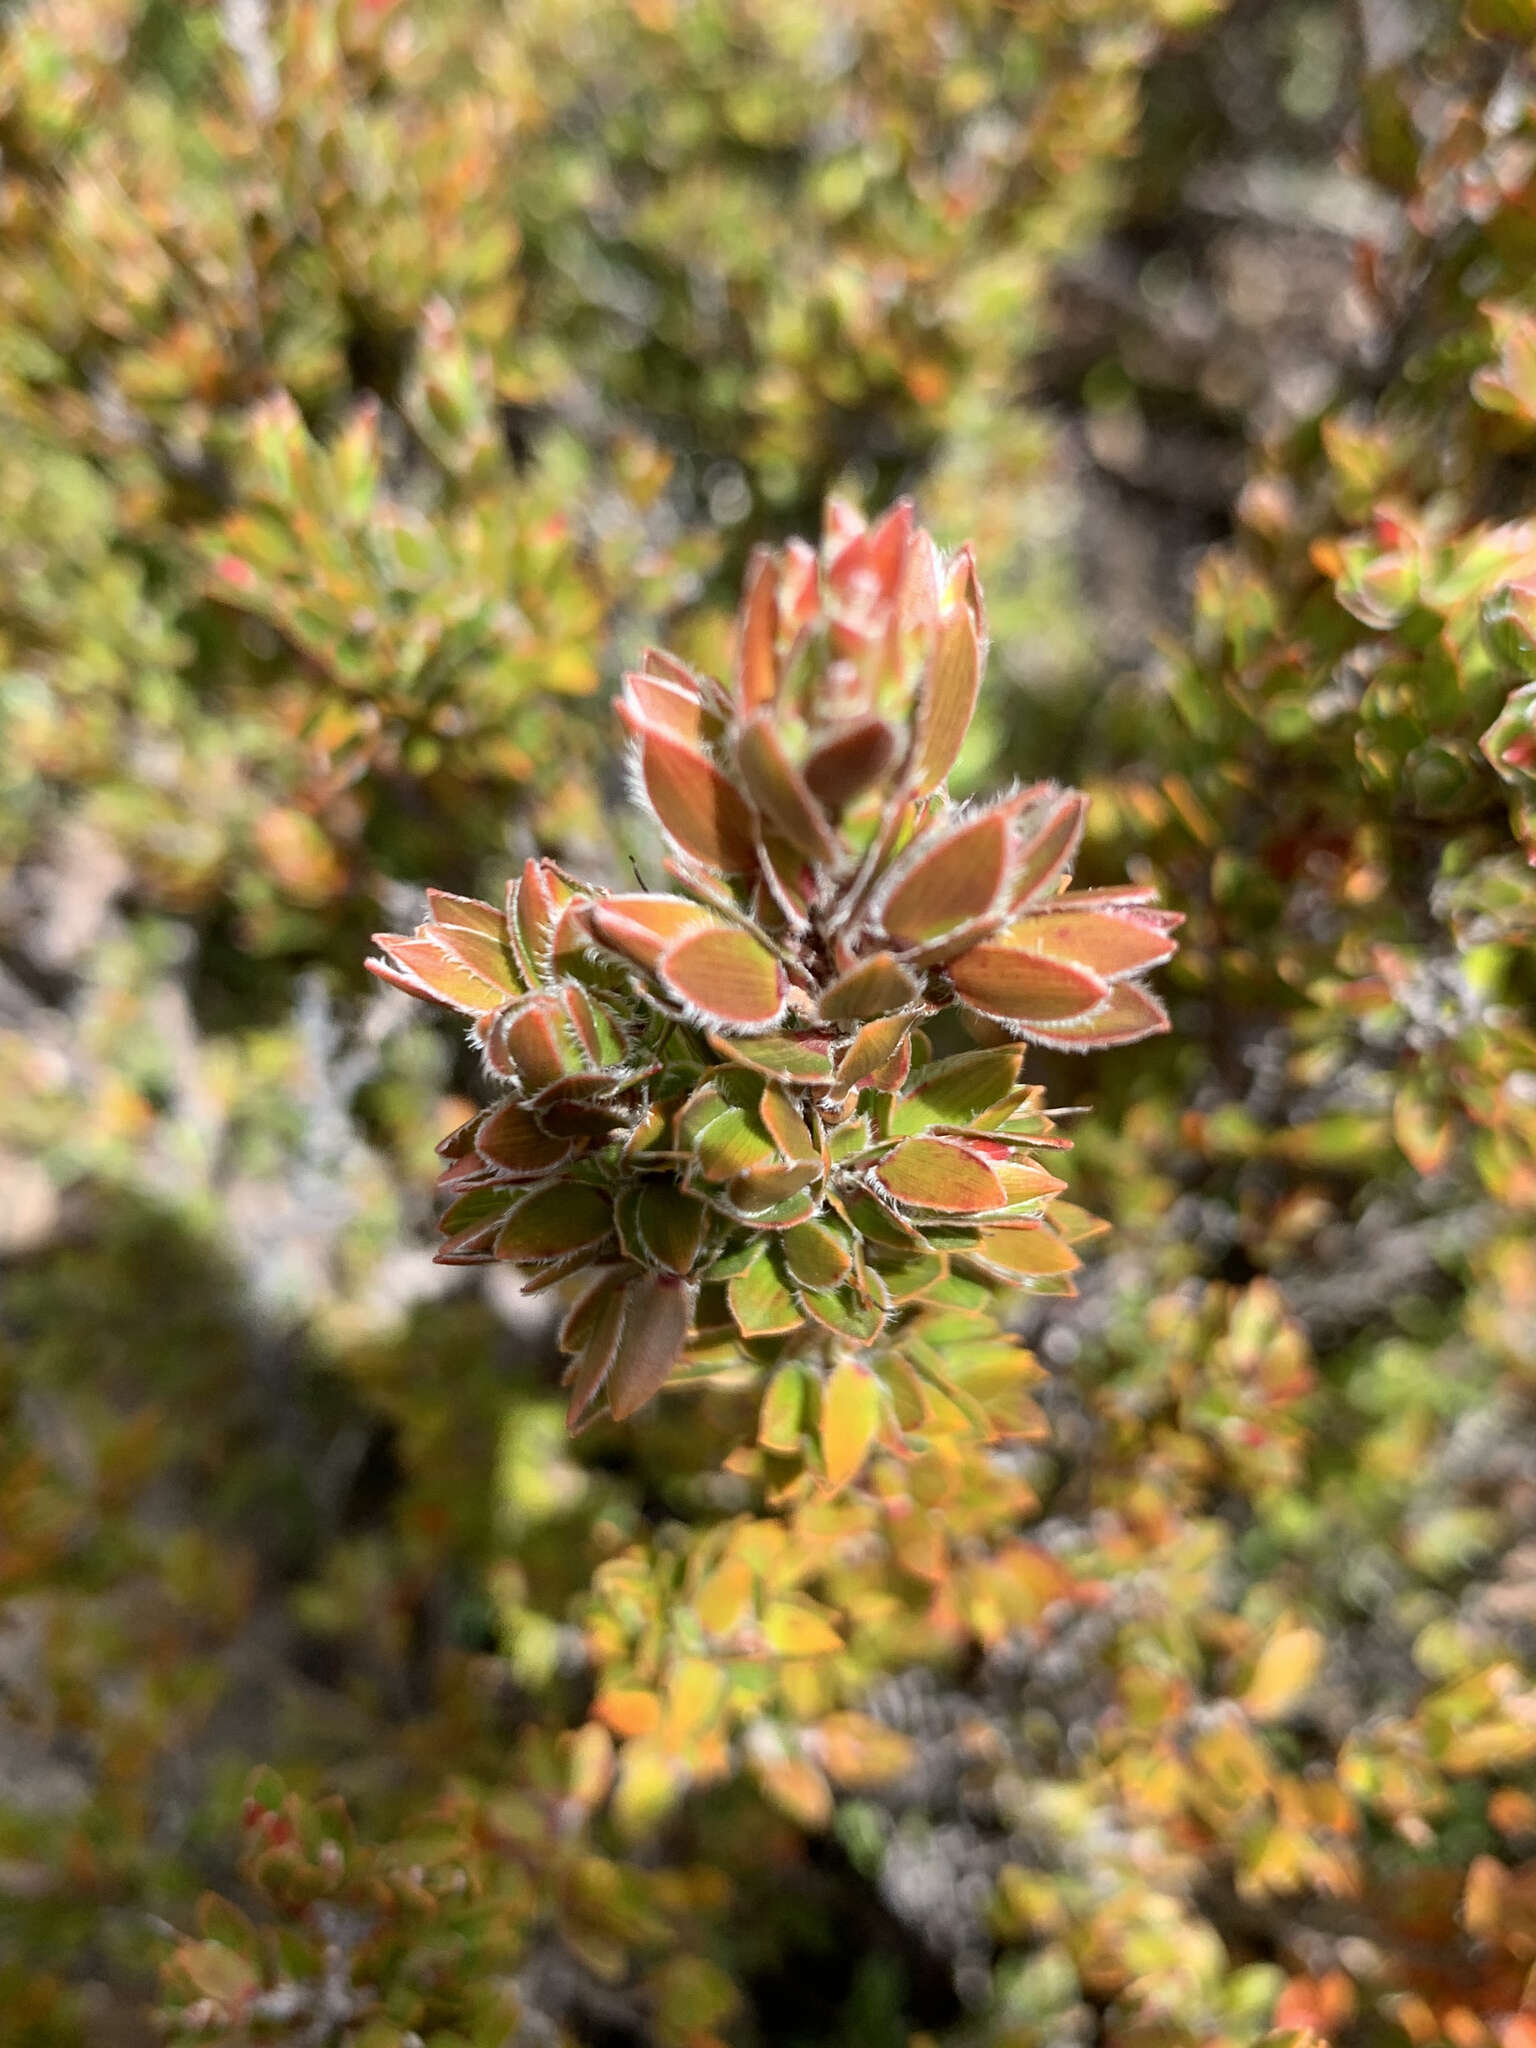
[372,500,1177,1440]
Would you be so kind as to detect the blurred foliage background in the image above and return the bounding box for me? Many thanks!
[4,0,1536,2043]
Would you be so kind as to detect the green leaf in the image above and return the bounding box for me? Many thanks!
[965,1223,1080,1281]
[437,1184,514,1259]
[693,1105,777,1183]
[727,1246,802,1337]
[782,1219,854,1291]
[800,1288,885,1342]
[630,1184,708,1275]
[758,1362,810,1452]
[887,1047,1023,1135]
[706,1029,835,1083]
[496,1183,613,1263]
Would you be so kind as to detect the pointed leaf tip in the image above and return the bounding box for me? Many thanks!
[912,602,981,794]
[607,1274,695,1419]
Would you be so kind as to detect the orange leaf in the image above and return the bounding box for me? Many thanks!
[660,926,785,1026]
[878,803,1013,949]
[912,602,981,794]
[948,943,1107,1024]
[633,727,758,871]
[876,1136,1005,1213]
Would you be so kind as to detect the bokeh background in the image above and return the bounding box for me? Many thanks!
[4,1,1536,2043]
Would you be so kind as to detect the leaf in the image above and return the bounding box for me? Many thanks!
[607,1273,695,1419]
[621,669,710,745]
[593,1686,661,1739]
[511,858,582,981]
[758,1082,819,1163]
[800,1287,884,1341]
[430,920,524,999]
[868,1249,947,1304]
[802,715,900,812]
[875,1136,1005,1213]
[751,1753,833,1830]
[781,1220,854,1291]
[815,1713,916,1789]
[727,1157,822,1211]
[736,714,836,859]
[818,951,922,1021]
[425,890,509,942]
[1009,789,1088,906]
[660,1657,729,1744]
[612,1740,686,1838]
[368,933,505,1013]
[437,1184,513,1260]
[707,1029,835,1083]
[887,1048,1022,1135]
[475,1099,578,1179]
[629,1184,708,1274]
[728,1245,802,1337]
[496,1183,613,1264]
[491,997,585,1088]
[947,942,1107,1024]
[912,601,981,794]
[734,545,778,709]
[878,804,1013,950]
[660,926,785,1026]
[632,726,758,872]
[565,1283,627,1431]
[761,1598,843,1658]
[967,1224,1080,1281]
[1005,908,1177,980]
[589,894,714,969]
[693,1106,776,1184]
[175,1940,259,2008]
[835,1015,914,1087]
[1023,980,1169,1048]
[1241,1623,1325,1722]
[758,1363,810,1453]
[695,1554,756,1635]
